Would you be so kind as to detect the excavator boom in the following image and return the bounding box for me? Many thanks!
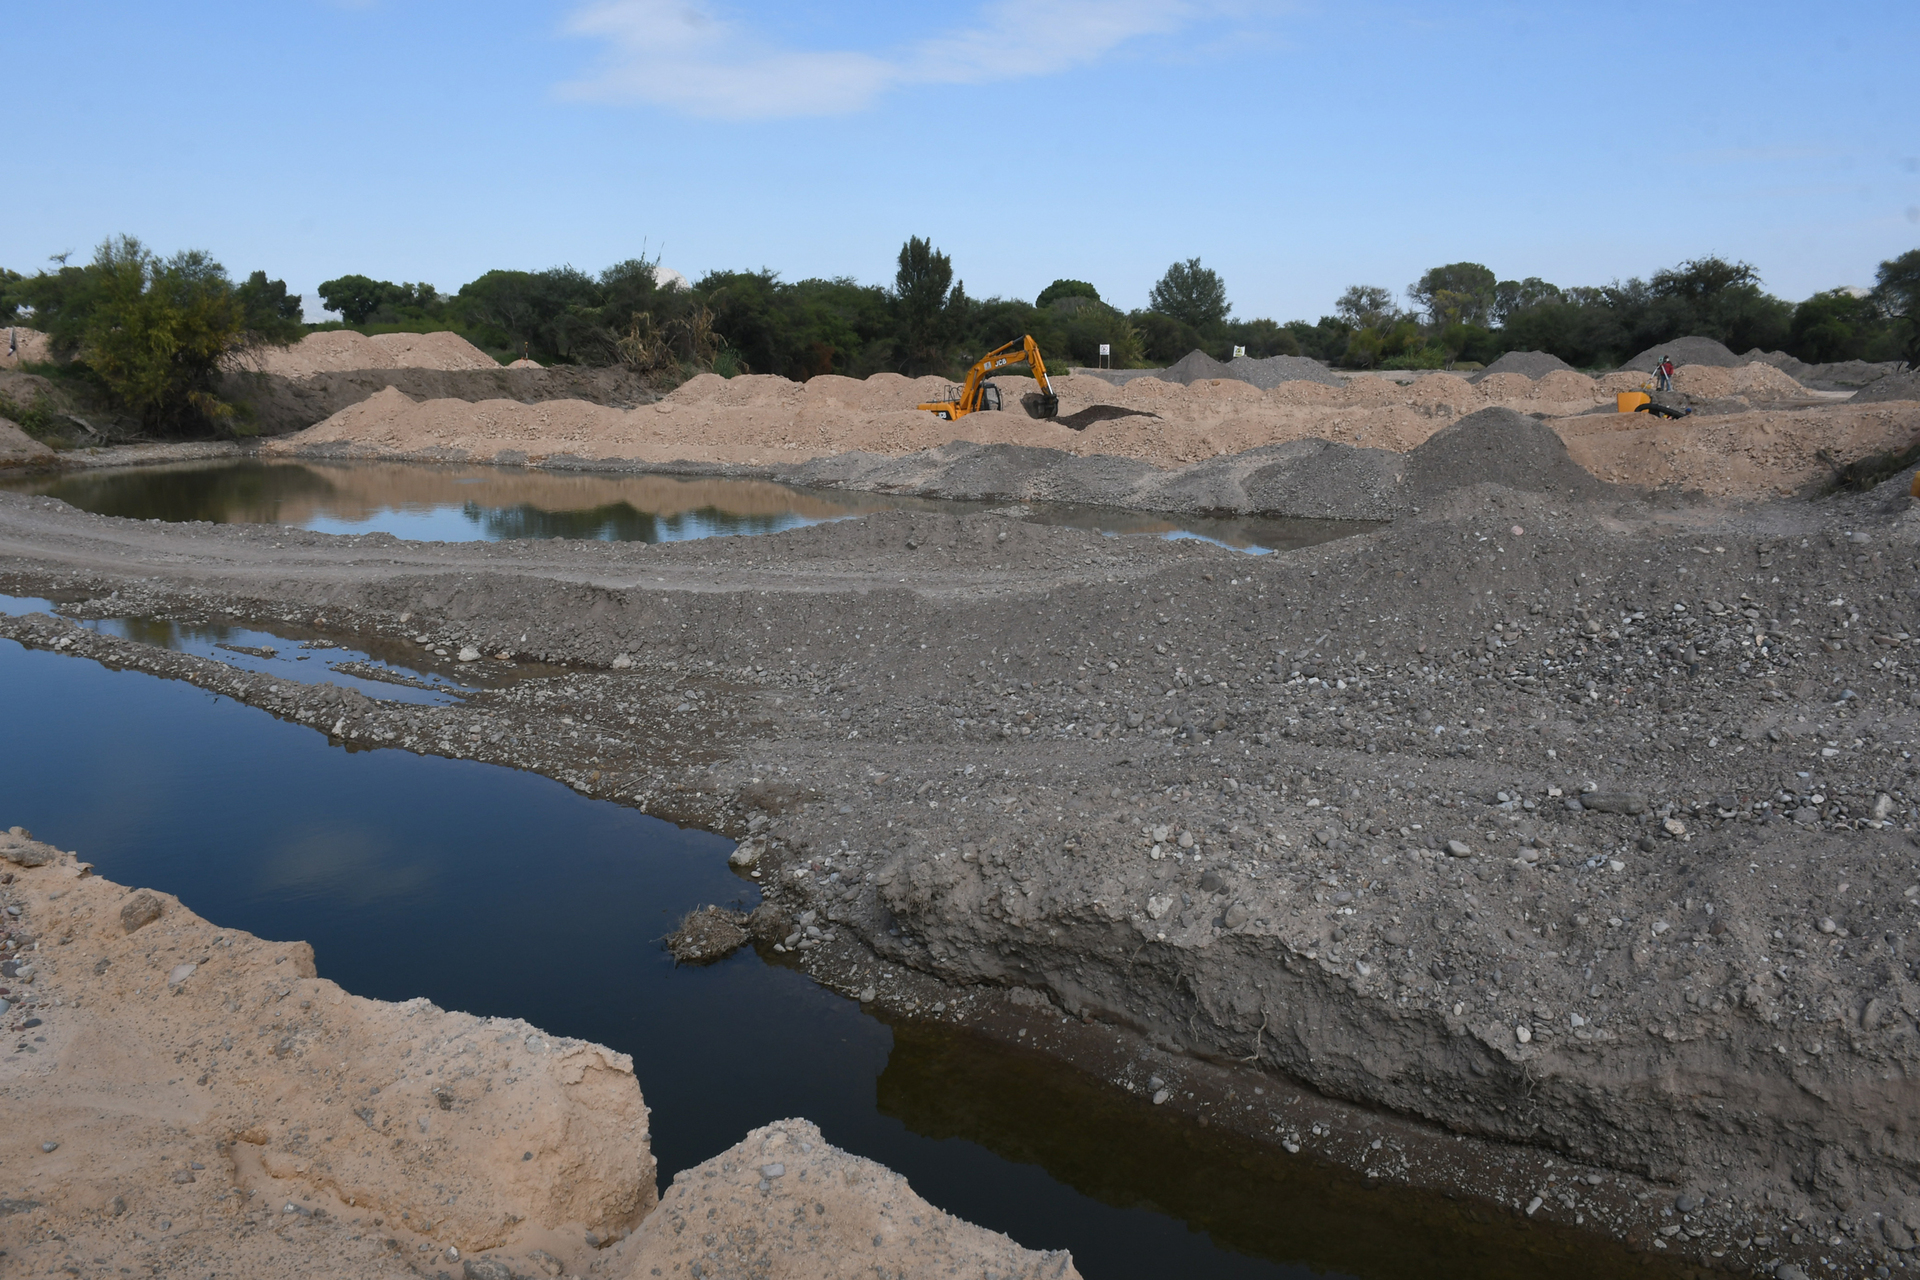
[916,336,1059,421]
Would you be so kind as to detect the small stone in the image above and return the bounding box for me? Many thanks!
[761,1163,785,1178]
[610,653,634,669]
[119,892,164,934]
[456,646,481,663]
[167,962,197,987]
[858,987,875,1002]
[1580,792,1649,815]
[1177,831,1194,849]
[462,1256,515,1280]
[1146,895,1174,920]
[1148,1075,1165,1090]
[1152,1089,1170,1105]
[41,1141,57,1153]
[1662,817,1687,836]
[1818,917,1838,934]
[728,842,761,869]
[1445,840,1471,858]
[1515,1025,1532,1044]
[1222,902,1250,929]
[1675,1193,1697,1213]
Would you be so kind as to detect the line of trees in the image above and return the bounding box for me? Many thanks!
[1291,253,1920,371]
[5,235,1915,437]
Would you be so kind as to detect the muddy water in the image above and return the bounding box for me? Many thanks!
[0,636,1670,1279]
[4,459,1372,554]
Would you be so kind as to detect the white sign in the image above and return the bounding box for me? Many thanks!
[1098,344,1111,356]
[1233,346,1247,357]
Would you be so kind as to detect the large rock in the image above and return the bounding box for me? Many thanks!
[0,847,656,1279]
[619,1119,1081,1280]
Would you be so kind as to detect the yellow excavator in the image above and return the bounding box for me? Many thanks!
[916,335,1059,421]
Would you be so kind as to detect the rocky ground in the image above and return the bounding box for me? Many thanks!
[3,414,1920,1277]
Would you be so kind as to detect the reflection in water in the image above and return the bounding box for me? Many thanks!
[5,459,1376,554]
[78,614,465,704]
[876,1020,1683,1280]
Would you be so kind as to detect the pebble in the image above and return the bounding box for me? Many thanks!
[1152,1089,1170,1105]
[1445,840,1471,857]
[41,1141,57,1153]
[456,646,481,663]
[761,1163,785,1178]
[858,987,875,1002]
[1515,1026,1532,1044]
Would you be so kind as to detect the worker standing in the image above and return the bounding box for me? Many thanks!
[1656,356,1675,392]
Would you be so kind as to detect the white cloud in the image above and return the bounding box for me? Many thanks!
[560,0,1205,119]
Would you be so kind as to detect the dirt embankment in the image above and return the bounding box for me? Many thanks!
[261,362,1919,511]
[0,833,1081,1280]
[220,364,663,437]
[4,459,1920,1275]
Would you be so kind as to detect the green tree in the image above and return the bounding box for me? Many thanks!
[1788,288,1884,363]
[1493,277,1562,324]
[1147,258,1229,330]
[1409,262,1497,328]
[1334,284,1399,331]
[317,274,442,325]
[1036,279,1100,309]
[0,268,22,324]
[235,270,305,342]
[14,236,295,433]
[893,236,957,376]
[1873,248,1920,365]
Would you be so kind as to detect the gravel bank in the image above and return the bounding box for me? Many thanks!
[4,457,1920,1274]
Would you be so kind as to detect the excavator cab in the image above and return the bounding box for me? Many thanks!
[917,336,1059,422]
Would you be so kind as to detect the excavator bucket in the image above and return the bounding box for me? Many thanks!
[1033,392,1059,420]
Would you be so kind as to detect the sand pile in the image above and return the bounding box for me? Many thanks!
[0,416,58,467]
[232,330,501,378]
[264,362,1919,499]
[626,1120,1081,1279]
[2,326,53,367]
[1619,336,1742,370]
[1476,350,1576,379]
[1669,360,1810,399]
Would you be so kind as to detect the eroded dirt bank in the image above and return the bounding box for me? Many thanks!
[0,836,1082,1280]
[3,424,1920,1274]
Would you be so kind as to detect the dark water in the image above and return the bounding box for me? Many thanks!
[2,458,1374,555]
[0,636,1667,1279]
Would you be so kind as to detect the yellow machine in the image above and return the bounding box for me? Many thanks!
[917,335,1059,421]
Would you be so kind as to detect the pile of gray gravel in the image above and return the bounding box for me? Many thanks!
[1848,370,1920,403]
[1076,349,1342,390]
[1475,350,1577,379]
[1619,336,1741,371]
[1406,407,1612,499]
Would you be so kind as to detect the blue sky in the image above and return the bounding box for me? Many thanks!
[5,1,1917,323]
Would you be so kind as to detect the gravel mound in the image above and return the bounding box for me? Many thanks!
[1849,370,1920,403]
[1477,350,1576,379]
[1406,406,1609,499]
[1224,353,1345,388]
[1077,350,1342,390]
[1735,349,1915,391]
[1619,336,1741,371]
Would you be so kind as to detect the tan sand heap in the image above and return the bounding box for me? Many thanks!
[230,330,501,378]
[264,361,1920,498]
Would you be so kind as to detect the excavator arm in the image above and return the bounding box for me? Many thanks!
[916,335,1059,420]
